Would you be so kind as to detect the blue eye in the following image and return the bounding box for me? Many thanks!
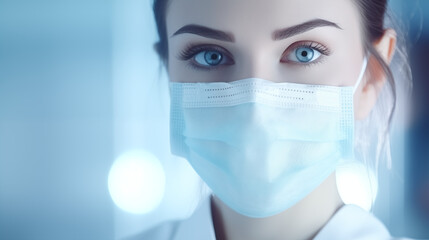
[178,44,235,70]
[195,50,223,66]
[288,46,322,63]
[296,47,314,62]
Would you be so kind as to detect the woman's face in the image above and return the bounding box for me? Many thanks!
[165,0,365,89]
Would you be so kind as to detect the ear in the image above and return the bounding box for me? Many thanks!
[355,29,397,120]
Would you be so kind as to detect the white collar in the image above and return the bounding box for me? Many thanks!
[173,194,393,240]
[173,194,216,240]
[313,204,391,239]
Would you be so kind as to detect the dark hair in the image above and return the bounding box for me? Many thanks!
[153,0,170,67]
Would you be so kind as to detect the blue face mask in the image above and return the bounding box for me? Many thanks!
[169,57,368,218]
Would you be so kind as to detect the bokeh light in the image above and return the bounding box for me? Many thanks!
[336,161,378,211]
[108,150,166,214]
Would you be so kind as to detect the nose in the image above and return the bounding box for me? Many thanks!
[231,51,279,82]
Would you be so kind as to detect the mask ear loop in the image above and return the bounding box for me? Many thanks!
[353,56,369,93]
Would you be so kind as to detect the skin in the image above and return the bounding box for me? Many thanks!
[164,0,396,239]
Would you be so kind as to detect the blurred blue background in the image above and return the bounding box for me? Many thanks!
[0,0,115,239]
[0,0,428,239]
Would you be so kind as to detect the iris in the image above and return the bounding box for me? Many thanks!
[204,51,223,65]
[295,47,314,63]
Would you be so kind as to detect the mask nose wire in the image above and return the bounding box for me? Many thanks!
[352,56,369,94]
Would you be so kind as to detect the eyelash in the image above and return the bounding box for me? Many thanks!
[176,41,331,71]
[283,41,331,64]
[177,43,233,71]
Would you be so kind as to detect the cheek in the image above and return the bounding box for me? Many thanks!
[167,60,234,83]
[167,43,183,82]
[167,60,186,83]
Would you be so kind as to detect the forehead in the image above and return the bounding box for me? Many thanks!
[166,0,361,41]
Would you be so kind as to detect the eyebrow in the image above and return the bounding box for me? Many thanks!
[170,18,342,42]
[273,19,342,40]
[171,24,235,42]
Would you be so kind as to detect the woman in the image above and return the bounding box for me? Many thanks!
[138,0,414,239]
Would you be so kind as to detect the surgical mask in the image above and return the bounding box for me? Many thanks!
[169,57,368,218]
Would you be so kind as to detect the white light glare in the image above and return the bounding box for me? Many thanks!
[336,161,378,211]
[108,150,166,214]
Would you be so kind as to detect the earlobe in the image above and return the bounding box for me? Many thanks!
[354,29,397,120]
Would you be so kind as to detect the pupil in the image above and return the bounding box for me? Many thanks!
[205,51,222,65]
[296,47,314,63]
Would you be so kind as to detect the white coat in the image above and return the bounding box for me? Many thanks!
[128,195,415,240]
